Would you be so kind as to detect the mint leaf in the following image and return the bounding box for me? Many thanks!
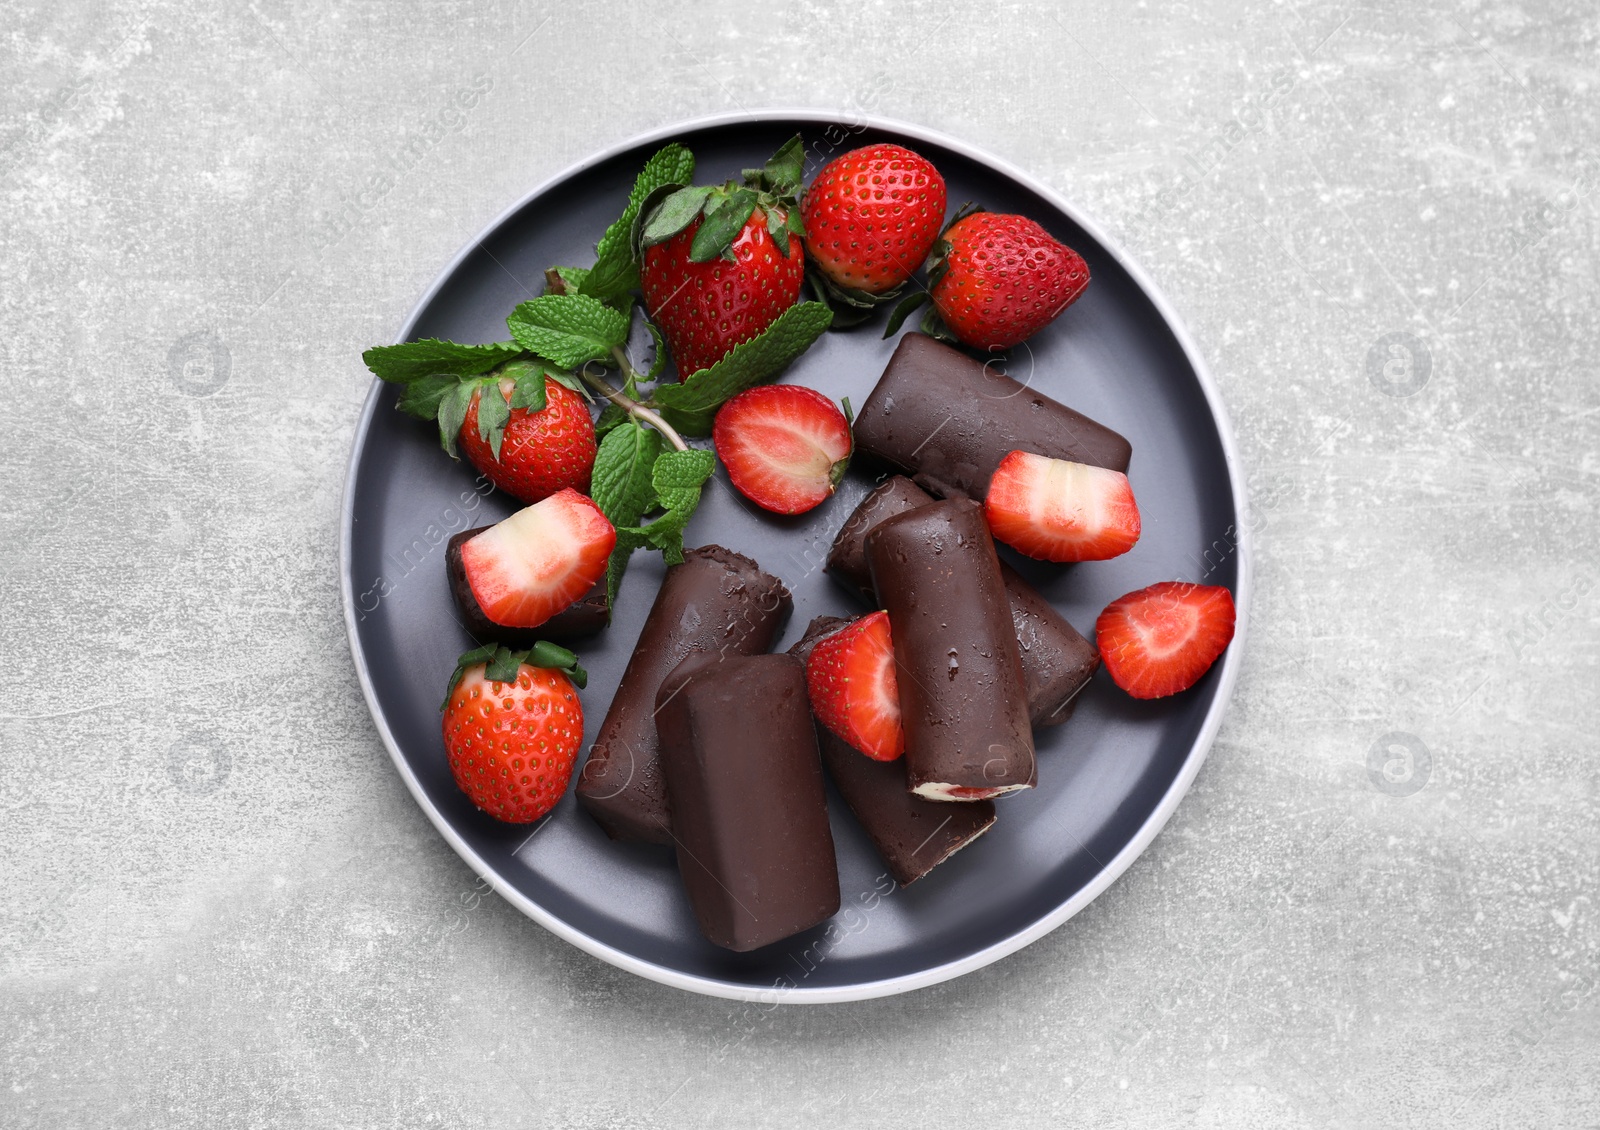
[507,293,630,369]
[594,402,631,438]
[619,448,715,565]
[394,371,461,419]
[363,339,522,417]
[651,302,833,435]
[604,526,650,611]
[582,143,696,303]
[592,421,665,608]
[639,185,712,248]
[546,266,590,295]
[591,421,662,529]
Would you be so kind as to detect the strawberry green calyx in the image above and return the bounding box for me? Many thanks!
[829,396,855,490]
[809,266,899,330]
[633,135,806,265]
[920,201,984,291]
[882,202,984,343]
[443,641,588,709]
[362,343,580,460]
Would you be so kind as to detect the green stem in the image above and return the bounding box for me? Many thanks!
[610,345,642,399]
[577,364,687,452]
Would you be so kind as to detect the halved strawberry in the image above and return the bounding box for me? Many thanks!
[712,385,852,515]
[983,450,1140,562]
[803,610,904,761]
[459,488,616,630]
[1095,582,1236,699]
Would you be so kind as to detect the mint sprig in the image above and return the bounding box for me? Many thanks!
[650,302,833,435]
[617,448,715,566]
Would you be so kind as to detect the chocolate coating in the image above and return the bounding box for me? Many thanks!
[655,652,839,952]
[866,498,1036,800]
[576,545,792,843]
[854,332,1132,499]
[828,478,1100,726]
[789,618,996,885]
[826,476,934,600]
[1006,571,1101,726]
[446,527,608,645]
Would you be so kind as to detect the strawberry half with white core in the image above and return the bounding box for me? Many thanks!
[712,385,853,515]
[1095,582,1236,699]
[983,450,1141,563]
[459,488,616,629]
[803,611,904,761]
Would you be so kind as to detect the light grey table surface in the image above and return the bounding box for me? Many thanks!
[3,1,1596,1126]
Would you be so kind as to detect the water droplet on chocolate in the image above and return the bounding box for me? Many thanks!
[946,648,959,679]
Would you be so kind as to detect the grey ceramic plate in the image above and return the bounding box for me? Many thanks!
[341,112,1249,1003]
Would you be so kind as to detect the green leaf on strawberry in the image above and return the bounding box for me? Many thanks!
[689,189,759,263]
[742,134,805,197]
[443,641,587,709]
[638,184,713,250]
[437,380,478,459]
[475,380,512,460]
[581,143,696,304]
[503,357,557,413]
[650,302,833,435]
[507,293,631,370]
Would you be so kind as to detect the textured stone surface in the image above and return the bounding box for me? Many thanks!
[3,0,1597,1125]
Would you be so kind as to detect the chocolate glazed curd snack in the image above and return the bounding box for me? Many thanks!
[576,545,791,843]
[789,617,997,885]
[654,652,840,951]
[827,476,1100,726]
[852,332,1132,499]
[865,498,1036,801]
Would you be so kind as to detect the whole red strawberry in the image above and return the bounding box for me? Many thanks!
[802,143,946,294]
[641,214,803,378]
[459,375,596,504]
[637,136,808,379]
[929,212,1090,350]
[441,643,588,823]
